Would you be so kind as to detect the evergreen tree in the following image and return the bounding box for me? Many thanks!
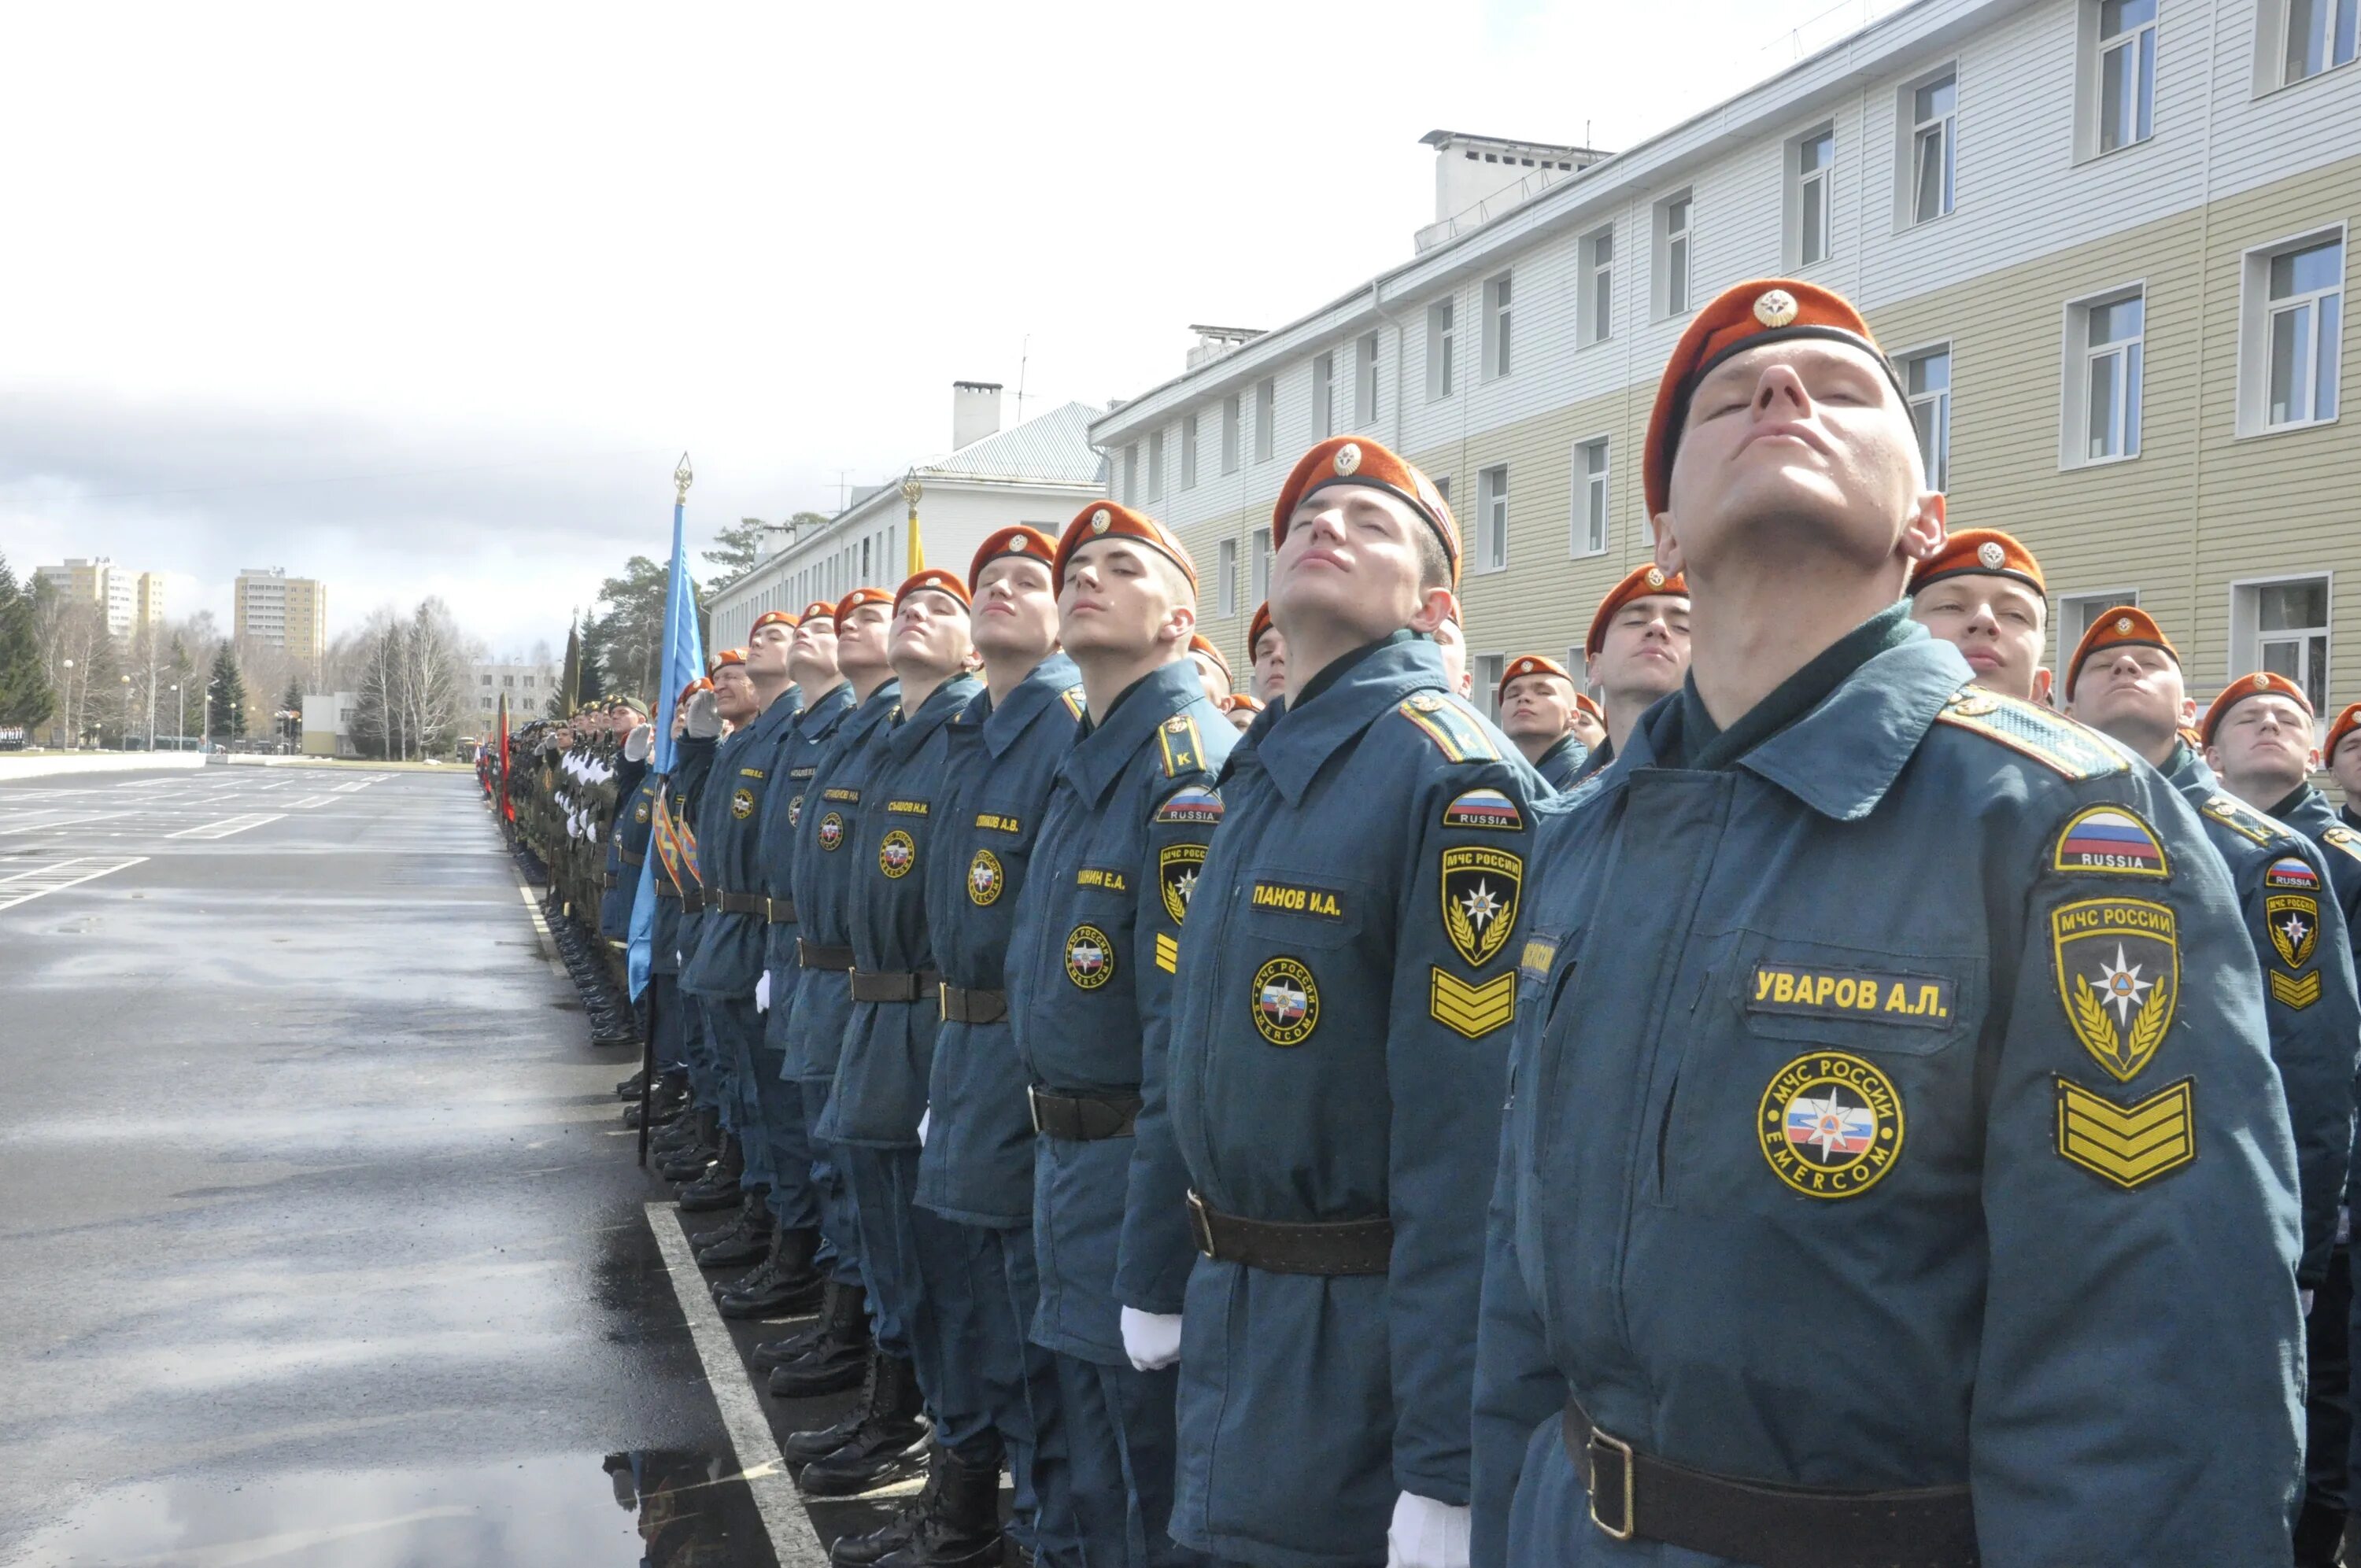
[205,644,249,740]
[280,680,303,749]
[0,553,57,729]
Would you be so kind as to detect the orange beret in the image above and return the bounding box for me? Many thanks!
[1221,692,1265,714]
[970,526,1058,591]
[1248,602,1277,656]
[1188,633,1232,684]
[2325,703,2361,764]
[749,609,800,636]
[798,600,838,624]
[1498,654,1576,703]
[708,648,747,675]
[1644,279,1905,518]
[835,586,895,626]
[1584,563,1690,659]
[678,676,712,706]
[894,567,972,614]
[1573,692,1604,724]
[1912,528,2045,596]
[2201,670,2315,746]
[2063,607,2178,701]
[1273,436,1458,586]
[1052,502,1197,594]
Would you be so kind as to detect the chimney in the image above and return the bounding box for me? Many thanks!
[952,381,1004,449]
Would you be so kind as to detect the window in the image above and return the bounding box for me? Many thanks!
[1254,378,1275,463]
[1221,395,1241,474]
[1218,537,1240,616]
[2282,0,2359,84]
[2263,235,2344,429]
[1901,345,1953,489]
[480,673,492,687]
[1428,298,1455,400]
[1123,444,1140,503]
[1580,226,1614,345]
[1474,655,1506,720]
[524,675,537,689]
[1250,526,1272,603]
[2240,577,2333,714]
[1907,70,1958,225]
[2094,0,2157,153]
[860,537,873,581]
[1312,352,1335,440]
[1432,474,1450,504]
[1656,193,1694,315]
[1483,271,1513,379]
[1476,465,1509,574]
[1180,414,1199,490]
[2058,589,2141,670]
[1790,127,1835,268]
[502,674,515,688]
[1147,430,1165,500]
[1355,332,1380,426]
[2065,289,2145,465]
[1571,438,1611,558]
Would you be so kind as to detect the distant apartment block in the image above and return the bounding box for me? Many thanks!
[35,558,165,637]
[472,661,561,731]
[234,568,327,662]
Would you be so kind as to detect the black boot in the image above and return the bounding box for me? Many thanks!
[829,1446,943,1566]
[874,1444,1003,1567]
[793,1353,929,1496]
[660,1116,728,1182]
[770,1280,872,1396]
[616,1070,647,1099]
[676,1135,745,1211]
[717,1226,824,1318]
[691,1190,773,1267]
[757,1279,866,1374]
[652,1105,711,1157]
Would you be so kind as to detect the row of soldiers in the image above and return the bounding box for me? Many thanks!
[524,275,2361,1568]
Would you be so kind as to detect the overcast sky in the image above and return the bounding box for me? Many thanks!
[0,0,1901,659]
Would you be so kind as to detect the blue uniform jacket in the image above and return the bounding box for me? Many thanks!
[2272,783,2361,946]
[1006,659,1234,1364]
[760,684,856,1050]
[653,736,716,976]
[682,692,802,999]
[600,769,661,941]
[780,681,902,1090]
[2167,748,2358,1288]
[1163,635,1543,1567]
[1473,629,2301,1566]
[1532,732,1587,791]
[917,655,1084,1227]
[820,673,984,1149]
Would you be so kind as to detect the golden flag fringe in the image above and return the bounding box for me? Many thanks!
[901,477,926,575]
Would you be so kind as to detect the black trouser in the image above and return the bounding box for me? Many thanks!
[2298,1240,2352,1566]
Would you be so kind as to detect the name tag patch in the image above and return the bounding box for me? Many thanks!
[1750,965,1953,1026]
[1251,880,1344,921]
[822,787,859,803]
[1077,866,1129,893]
[887,799,929,817]
[975,812,1022,834]
[1519,937,1557,983]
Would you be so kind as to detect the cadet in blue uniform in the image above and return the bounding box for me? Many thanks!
[903,526,1081,1566]
[2329,705,2361,831]
[1162,435,1540,1568]
[1906,528,2054,705]
[1572,564,1689,780]
[1495,655,1587,788]
[2206,673,2361,935]
[644,683,709,1160]
[602,717,678,1123]
[652,677,727,1186]
[1248,603,1285,707]
[1007,500,1233,1566]
[1473,279,2301,1566]
[1565,692,1604,758]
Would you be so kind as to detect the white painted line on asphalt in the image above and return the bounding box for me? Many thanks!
[287,795,338,809]
[166,812,285,839]
[0,810,135,836]
[645,1202,832,1568]
[0,855,147,910]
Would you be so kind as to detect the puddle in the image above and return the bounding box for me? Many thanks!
[1,1451,778,1567]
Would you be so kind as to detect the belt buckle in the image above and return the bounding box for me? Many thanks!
[1026,1085,1045,1135]
[1586,1426,1636,1541]
[937,980,952,1021]
[1184,1190,1215,1259]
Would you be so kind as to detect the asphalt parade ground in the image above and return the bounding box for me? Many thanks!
[0,766,900,1567]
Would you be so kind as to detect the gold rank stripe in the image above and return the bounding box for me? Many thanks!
[2270,969,2322,1009]
[1430,967,1514,1039]
[2053,1075,2196,1190]
[1155,932,1179,974]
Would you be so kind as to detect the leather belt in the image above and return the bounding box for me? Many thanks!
[850,967,941,1004]
[796,940,855,972]
[679,887,707,914]
[656,884,681,902]
[1184,1191,1391,1275]
[618,846,645,868]
[601,871,619,889]
[713,891,767,916]
[939,984,1007,1024]
[1029,1087,1140,1140]
[765,897,799,925]
[1561,1399,1977,1567]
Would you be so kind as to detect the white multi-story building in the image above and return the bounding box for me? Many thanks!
[35,558,165,637]
[471,660,561,730]
[1092,0,2359,721]
[709,386,1106,650]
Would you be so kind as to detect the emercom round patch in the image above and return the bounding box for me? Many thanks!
[968,848,1003,906]
[1065,924,1114,990]
[1251,956,1319,1047]
[878,829,915,880]
[1757,1051,1904,1199]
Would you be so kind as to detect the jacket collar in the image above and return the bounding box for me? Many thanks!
[884,673,983,764]
[1062,659,1205,806]
[2163,740,2216,794]
[1258,635,1451,806]
[748,691,800,745]
[796,681,855,742]
[1536,731,1585,777]
[973,653,1081,758]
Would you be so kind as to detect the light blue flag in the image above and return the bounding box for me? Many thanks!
[627,468,706,1000]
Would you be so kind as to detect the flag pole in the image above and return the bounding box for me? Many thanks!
[639,452,694,1166]
[901,475,925,574]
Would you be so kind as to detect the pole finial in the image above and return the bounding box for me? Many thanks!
[674,452,695,505]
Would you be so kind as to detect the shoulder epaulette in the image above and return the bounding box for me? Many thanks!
[1931,688,2128,780]
[2322,825,2361,865]
[1158,713,1209,777]
[1060,686,1087,721]
[1395,691,1500,763]
[2200,793,2285,848]
[1156,786,1224,825]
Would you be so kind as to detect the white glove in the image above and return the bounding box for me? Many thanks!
[685,691,721,740]
[2303,1288,2315,1318]
[624,724,652,762]
[1385,1492,1470,1568]
[1120,1306,1183,1372]
[916,1107,931,1146]
[754,972,770,1013]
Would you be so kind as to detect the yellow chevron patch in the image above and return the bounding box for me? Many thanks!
[1430,967,1514,1039]
[2270,969,2322,1009]
[2054,1075,2196,1190]
[1155,932,1180,974]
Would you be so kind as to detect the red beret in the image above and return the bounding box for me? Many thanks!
[1188,633,1232,684]
[1584,563,1690,659]
[1644,279,1905,518]
[1221,692,1265,714]
[970,526,1058,591]
[708,648,747,675]
[1248,602,1277,656]
[749,609,800,636]
[1052,502,1198,594]
[834,586,895,626]
[678,675,712,706]
[2326,703,2361,766]
[797,600,838,624]
[2064,607,2178,701]
[1573,692,1604,724]
[1273,436,1459,587]
[894,567,973,613]
[2202,670,2315,746]
[1912,528,2045,596]
[1498,654,1576,703]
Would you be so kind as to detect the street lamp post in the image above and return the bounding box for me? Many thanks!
[119,674,130,751]
[59,659,74,749]
[172,684,183,751]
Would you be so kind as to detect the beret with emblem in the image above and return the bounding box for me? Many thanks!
[2064,607,2178,701]
[678,675,713,706]
[1498,653,1576,703]
[2200,670,2315,746]
[1188,633,1232,684]
[1644,279,1907,518]
[1912,528,2045,596]
[894,567,973,613]
[749,609,800,639]
[969,526,1058,592]
[1248,601,1277,657]
[1573,691,1605,725]
[2326,703,2361,766]
[1585,563,1690,660]
[1221,692,1265,714]
[834,585,896,626]
[798,600,838,624]
[708,647,747,675]
[1051,501,1198,594]
[1272,435,1461,587]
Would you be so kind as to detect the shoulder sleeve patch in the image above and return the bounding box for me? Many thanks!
[1396,692,1501,763]
[1156,786,1225,825]
[1158,714,1209,778]
[2264,854,2322,890]
[1932,688,2128,779]
[1061,686,1087,721]
[2200,795,2278,847]
[2052,806,2168,879]
[1443,788,1524,832]
[2054,1075,2197,1190]
[2323,825,2361,865]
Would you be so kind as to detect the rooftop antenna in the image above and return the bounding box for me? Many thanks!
[1016,334,1032,419]
[836,469,852,513]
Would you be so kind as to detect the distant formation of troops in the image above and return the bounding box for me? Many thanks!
[496,276,2361,1568]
